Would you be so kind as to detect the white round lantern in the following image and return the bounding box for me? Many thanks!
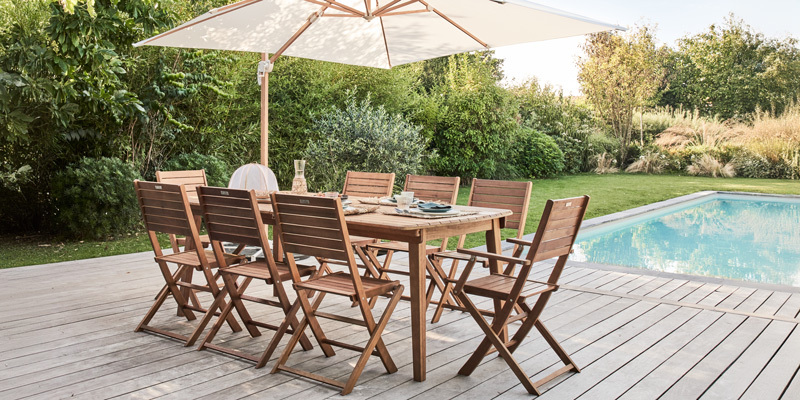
[228,163,279,196]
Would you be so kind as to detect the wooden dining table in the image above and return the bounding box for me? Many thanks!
[189,196,512,382]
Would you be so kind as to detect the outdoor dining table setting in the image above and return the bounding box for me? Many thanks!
[132,171,590,395]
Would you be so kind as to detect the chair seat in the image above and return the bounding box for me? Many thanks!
[156,249,244,268]
[464,274,557,300]
[221,260,316,283]
[295,272,399,300]
[367,241,441,255]
[175,234,211,248]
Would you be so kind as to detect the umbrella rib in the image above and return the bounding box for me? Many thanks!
[304,0,357,15]
[379,15,392,68]
[373,0,405,15]
[135,0,263,47]
[417,0,489,48]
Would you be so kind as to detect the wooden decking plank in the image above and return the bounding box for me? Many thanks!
[699,319,795,399]
[612,274,658,295]
[679,283,721,305]
[775,293,800,318]
[715,286,757,310]
[617,313,747,400]
[643,279,689,299]
[754,290,793,316]
[735,288,775,313]
[660,280,704,302]
[488,302,675,400]
[741,324,800,399]
[594,272,639,292]
[626,276,672,297]
[659,316,771,399]
[575,309,723,399]
[389,297,642,400]
[535,306,702,399]
[697,284,738,307]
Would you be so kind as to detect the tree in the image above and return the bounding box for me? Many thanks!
[578,26,664,164]
[660,15,800,119]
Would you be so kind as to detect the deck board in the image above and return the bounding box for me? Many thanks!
[2,250,799,399]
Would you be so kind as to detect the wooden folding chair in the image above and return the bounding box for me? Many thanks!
[429,178,532,323]
[269,193,404,395]
[319,170,396,276]
[155,170,211,249]
[451,196,590,395]
[133,180,244,346]
[194,186,317,366]
[362,175,460,305]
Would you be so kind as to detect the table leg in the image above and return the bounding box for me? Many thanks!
[485,218,508,341]
[409,232,427,382]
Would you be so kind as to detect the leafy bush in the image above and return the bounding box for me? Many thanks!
[626,151,668,174]
[51,157,142,239]
[687,154,736,177]
[162,152,232,187]
[587,133,619,158]
[514,129,564,178]
[593,152,619,174]
[734,149,798,179]
[552,134,590,173]
[304,96,431,192]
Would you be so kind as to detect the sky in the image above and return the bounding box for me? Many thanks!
[494,0,800,95]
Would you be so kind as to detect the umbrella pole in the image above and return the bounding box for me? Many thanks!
[260,53,269,166]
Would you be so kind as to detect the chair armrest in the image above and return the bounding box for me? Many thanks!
[506,237,533,246]
[456,248,531,266]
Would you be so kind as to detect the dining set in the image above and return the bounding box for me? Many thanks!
[132,170,590,396]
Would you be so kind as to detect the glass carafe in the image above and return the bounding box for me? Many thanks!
[291,159,308,194]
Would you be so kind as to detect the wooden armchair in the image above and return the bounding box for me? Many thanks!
[452,196,590,395]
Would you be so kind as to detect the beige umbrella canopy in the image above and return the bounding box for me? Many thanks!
[135,0,623,165]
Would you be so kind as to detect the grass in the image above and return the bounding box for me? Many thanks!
[2,174,798,268]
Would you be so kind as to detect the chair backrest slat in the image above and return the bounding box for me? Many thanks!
[404,174,460,204]
[529,196,589,264]
[272,194,351,262]
[156,170,208,197]
[197,186,263,247]
[135,181,194,236]
[342,171,395,198]
[468,179,532,234]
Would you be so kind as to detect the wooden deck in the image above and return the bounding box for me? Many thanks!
[3,249,800,399]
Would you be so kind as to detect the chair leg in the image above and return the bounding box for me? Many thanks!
[271,289,335,372]
[430,258,465,323]
[342,284,404,395]
[137,263,196,334]
[456,292,540,395]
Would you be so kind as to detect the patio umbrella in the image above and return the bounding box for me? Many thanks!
[134,0,623,166]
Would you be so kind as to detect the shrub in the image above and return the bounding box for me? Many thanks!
[593,152,619,174]
[304,96,431,192]
[51,157,142,239]
[626,151,668,174]
[162,152,231,187]
[734,149,798,179]
[553,134,588,174]
[587,133,619,158]
[514,129,565,178]
[687,154,736,177]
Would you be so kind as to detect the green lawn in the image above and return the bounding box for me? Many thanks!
[2,174,798,269]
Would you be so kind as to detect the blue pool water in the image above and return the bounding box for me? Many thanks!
[571,193,800,286]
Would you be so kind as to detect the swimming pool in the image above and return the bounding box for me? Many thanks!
[571,192,800,286]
